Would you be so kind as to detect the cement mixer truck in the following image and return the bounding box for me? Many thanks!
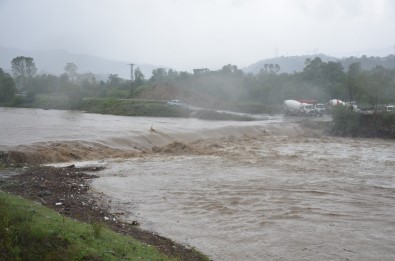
[284,100,316,116]
[329,99,346,107]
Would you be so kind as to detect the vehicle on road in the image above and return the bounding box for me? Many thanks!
[167,100,182,106]
[315,103,326,115]
[284,100,316,116]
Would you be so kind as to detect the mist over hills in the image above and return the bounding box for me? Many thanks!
[2,46,395,80]
[243,53,395,74]
[243,54,338,74]
[0,46,157,80]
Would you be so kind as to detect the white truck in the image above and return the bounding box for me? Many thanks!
[284,100,316,116]
[315,103,326,115]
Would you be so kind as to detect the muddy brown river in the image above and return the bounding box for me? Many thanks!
[1,108,395,260]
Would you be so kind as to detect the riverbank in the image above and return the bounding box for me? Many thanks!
[2,95,254,121]
[0,166,209,261]
[331,107,395,138]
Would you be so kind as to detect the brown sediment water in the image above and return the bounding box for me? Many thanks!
[90,135,395,261]
[2,107,395,260]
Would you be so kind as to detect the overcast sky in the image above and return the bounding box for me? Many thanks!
[1,0,395,71]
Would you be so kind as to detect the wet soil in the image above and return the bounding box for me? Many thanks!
[0,166,208,261]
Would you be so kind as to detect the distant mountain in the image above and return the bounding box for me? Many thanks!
[243,53,395,74]
[243,54,338,74]
[0,46,157,80]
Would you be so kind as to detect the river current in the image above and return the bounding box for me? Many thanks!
[1,107,394,260]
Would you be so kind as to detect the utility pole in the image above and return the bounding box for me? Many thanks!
[128,63,135,82]
[128,63,135,95]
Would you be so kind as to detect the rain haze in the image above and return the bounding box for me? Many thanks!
[2,1,395,261]
[1,0,395,71]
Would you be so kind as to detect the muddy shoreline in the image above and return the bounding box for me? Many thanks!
[0,166,208,261]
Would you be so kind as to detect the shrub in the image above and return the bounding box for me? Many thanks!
[332,107,395,138]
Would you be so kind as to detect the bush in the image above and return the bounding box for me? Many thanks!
[9,95,26,106]
[332,107,395,138]
[331,107,360,136]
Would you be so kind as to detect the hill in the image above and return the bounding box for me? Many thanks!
[0,46,157,80]
[243,54,338,74]
[243,54,395,74]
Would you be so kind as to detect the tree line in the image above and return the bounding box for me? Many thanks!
[1,55,394,111]
[147,58,395,110]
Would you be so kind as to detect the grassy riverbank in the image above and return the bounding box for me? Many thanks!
[3,94,255,120]
[0,191,177,261]
[0,166,210,261]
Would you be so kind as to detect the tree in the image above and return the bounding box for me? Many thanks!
[64,62,78,82]
[107,74,120,86]
[345,63,362,108]
[274,64,281,73]
[0,68,16,102]
[79,73,96,89]
[133,67,145,87]
[363,66,392,107]
[11,56,37,89]
[151,68,167,82]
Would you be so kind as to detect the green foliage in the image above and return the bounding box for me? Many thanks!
[332,107,395,138]
[11,56,37,89]
[331,107,360,136]
[91,222,104,239]
[26,89,37,103]
[0,191,178,261]
[133,67,145,88]
[64,62,78,83]
[9,95,26,106]
[0,68,16,103]
[67,86,84,110]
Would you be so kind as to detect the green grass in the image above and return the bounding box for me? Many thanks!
[81,98,191,118]
[0,191,178,261]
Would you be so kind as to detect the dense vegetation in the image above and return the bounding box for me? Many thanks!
[143,57,395,111]
[1,55,394,113]
[331,107,395,138]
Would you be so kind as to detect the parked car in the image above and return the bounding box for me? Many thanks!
[167,100,181,106]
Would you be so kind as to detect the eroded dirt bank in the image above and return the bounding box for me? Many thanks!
[0,166,208,261]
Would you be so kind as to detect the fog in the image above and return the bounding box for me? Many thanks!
[1,0,395,71]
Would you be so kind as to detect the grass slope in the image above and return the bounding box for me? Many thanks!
[0,191,177,261]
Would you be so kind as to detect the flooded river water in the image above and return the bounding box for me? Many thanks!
[1,107,395,260]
